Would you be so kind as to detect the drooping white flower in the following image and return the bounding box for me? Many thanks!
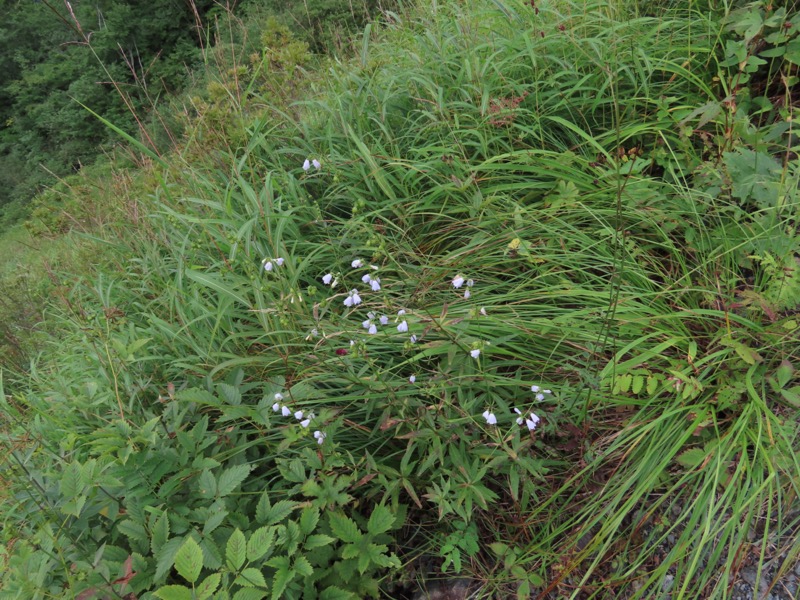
[362,319,372,329]
[379,315,389,325]
[361,274,372,284]
[543,389,552,394]
[466,279,474,287]
[397,309,406,316]
[274,393,284,401]
[482,410,497,425]
[275,257,285,266]
[322,273,333,285]
[264,261,274,272]
[535,393,545,401]
[409,375,416,383]
[303,159,311,171]
[294,410,304,420]
[410,335,418,343]
[464,289,471,299]
[531,385,540,392]
[312,159,321,169]
[452,275,465,289]
[344,295,354,308]
[272,402,281,412]
[514,407,524,425]
[351,259,363,268]
[470,349,481,359]
[314,430,326,444]
[525,412,540,431]
[300,418,311,428]
[368,323,377,335]
[281,406,291,417]
[352,290,362,305]
[344,289,362,307]
[370,278,381,292]
[480,307,487,316]
[397,320,409,333]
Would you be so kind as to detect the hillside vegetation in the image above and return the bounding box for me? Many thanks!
[2,0,800,598]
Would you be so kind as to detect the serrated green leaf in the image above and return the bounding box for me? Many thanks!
[265,500,295,525]
[367,505,394,536]
[304,534,335,550]
[60,463,82,499]
[631,375,644,395]
[175,537,203,584]
[247,526,276,562]
[151,511,170,554]
[676,448,706,469]
[328,512,361,544]
[341,544,359,559]
[233,588,267,600]
[294,555,313,577]
[218,382,242,405]
[299,507,320,535]
[256,491,271,524]
[646,375,658,395]
[217,464,252,497]
[271,566,295,600]
[235,567,267,588]
[203,509,228,536]
[197,573,221,600]
[320,586,358,600]
[155,537,185,581]
[117,519,148,542]
[154,585,193,600]
[197,470,217,499]
[227,529,247,571]
[200,537,223,570]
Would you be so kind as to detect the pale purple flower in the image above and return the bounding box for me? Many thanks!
[379,315,389,325]
[300,413,314,428]
[361,274,372,284]
[294,410,304,420]
[275,258,285,266]
[368,323,377,335]
[264,261,274,272]
[410,335,417,343]
[314,430,326,444]
[464,289,471,299]
[272,402,281,412]
[370,278,381,291]
[536,393,545,401]
[312,159,321,169]
[322,273,333,285]
[466,279,474,287]
[409,375,416,383]
[531,385,540,393]
[525,413,540,431]
[397,320,408,333]
[274,393,284,401]
[351,259,363,268]
[514,407,524,425]
[452,275,465,288]
[362,319,372,329]
[281,406,291,417]
[303,159,311,171]
[482,410,497,425]
[470,349,481,359]
[344,289,362,307]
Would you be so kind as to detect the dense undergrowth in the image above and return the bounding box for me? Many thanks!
[2,0,800,598]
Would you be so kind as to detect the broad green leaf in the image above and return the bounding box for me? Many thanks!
[328,512,361,544]
[197,470,216,499]
[218,382,242,406]
[217,464,252,497]
[227,529,247,571]
[235,567,267,588]
[271,565,295,600]
[151,511,170,554]
[233,589,268,600]
[117,519,148,542]
[175,537,203,584]
[294,555,313,577]
[154,585,192,600]
[247,526,276,562]
[203,509,228,536]
[155,538,185,581]
[676,448,706,469]
[197,573,221,600]
[320,586,359,600]
[256,491,271,524]
[265,500,295,525]
[304,534,335,550]
[60,462,82,499]
[299,507,320,535]
[367,505,394,536]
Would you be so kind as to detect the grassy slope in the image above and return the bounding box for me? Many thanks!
[2,0,800,598]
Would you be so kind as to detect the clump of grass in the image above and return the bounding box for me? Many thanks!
[2,0,799,598]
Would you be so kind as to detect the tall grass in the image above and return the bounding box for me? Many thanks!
[2,0,799,598]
